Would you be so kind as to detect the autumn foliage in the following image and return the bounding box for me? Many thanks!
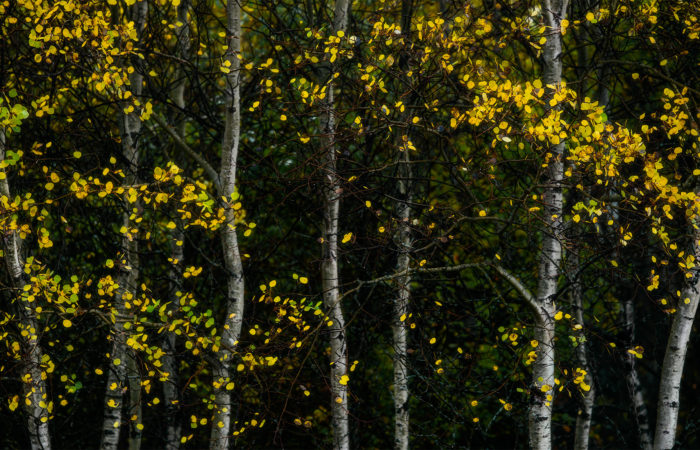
[1,0,699,449]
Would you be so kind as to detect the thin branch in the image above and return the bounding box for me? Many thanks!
[599,59,700,97]
[492,263,545,325]
[151,114,222,194]
[345,261,544,324]
[360,262,484,286]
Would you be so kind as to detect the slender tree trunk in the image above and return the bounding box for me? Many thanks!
[621,295,653,450]
[393,148,411,450]
[392,5,414,448]
[530,2,568,449]
[124,5,146,443]
[653,233,700,450]
[128,355,143,450]
[172,0,190,140]
[163,227,183,450]
[569,250,595,450]
[162,3,190,448]
[210,2,245,448]
[101,138,141,450]
[319,1,350,449]
[101,2,147,449]
[0,128,52,450]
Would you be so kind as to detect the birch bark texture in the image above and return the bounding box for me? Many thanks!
[530,1,568,449]
[319,1,351,449]
[392,3,414,448]
[0,128,52,450]
[568,250,594,450]
[393,148,411,450]
[100,2,147,448]
[653,229,700,450]
[622,295,653,450]
[210,1,245,448]
[162,3,190,448]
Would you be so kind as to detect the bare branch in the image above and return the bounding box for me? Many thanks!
[152,114,222,194]
[491,263,545,325]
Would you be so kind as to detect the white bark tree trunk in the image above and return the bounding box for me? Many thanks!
[100,117,142,450]
[162,3,190,448]
[392,5,413,448]
[319,1,350,449]
[163,226,183,450]
[210,1,245,448]
[128,355,143,450]
[393,149,411,450]
[653,232,700,450]
[622,296,653,450]
[100,2,147,449]
[163,309,181,450]
[569,250,595,450]
[0,128,52,450]
[531,1,568,449]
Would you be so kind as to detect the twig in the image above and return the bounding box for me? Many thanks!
[151,114,222,194]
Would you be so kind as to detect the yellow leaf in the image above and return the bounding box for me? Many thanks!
[8,395,19,411]
[341,232,353,244]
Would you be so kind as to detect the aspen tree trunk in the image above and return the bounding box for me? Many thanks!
[163,228,183,450]
[392,3,413,449]
[163,258,182,449]
[0,129,51,450]
[569,250,595,450]
[172,0,190,140]
[393,148,411,450]
[210,1,245,448]
[622,296,653,450]
[569,35,611,446]
[531,1,568,449]
[124,0,146,440]
[162,3,190,448]
[128,355,143,450]
[596,52,652,446]
[653,231,700,450]
[319,1,350,449]
[101,106,142,450]
[100,2,147,449]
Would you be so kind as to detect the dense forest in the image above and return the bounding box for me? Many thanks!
[1,0,699,448]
